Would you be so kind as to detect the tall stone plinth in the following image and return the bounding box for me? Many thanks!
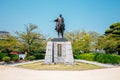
[44,38,74,64]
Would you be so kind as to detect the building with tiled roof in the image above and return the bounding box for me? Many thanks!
[0,31,10,40]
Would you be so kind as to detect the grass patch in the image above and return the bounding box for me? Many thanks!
[18,61,104,71]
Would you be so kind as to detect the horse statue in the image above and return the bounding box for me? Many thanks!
[56,23,65,38]
[54,14,65,38]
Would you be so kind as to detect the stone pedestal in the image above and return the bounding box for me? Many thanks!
[44,38,74,64]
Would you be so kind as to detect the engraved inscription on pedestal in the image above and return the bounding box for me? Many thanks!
[57,44,62,57]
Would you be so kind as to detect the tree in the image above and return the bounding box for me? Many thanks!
[65,30,99,54]
[16,23,46,56]
[0,34,19,53]
[96,36,106,50]
[104,22,120,54]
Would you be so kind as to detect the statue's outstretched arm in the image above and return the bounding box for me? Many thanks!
[54,18,58,22]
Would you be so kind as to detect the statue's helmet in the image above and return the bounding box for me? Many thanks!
[59,14,62,17]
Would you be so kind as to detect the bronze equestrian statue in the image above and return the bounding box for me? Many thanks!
[54,14,65,38]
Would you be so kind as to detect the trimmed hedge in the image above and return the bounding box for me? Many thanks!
[27,56,36,60]
[33,53,45,59]
[9,54,19,61]
[12,56,19,61]
[2,56,11,62]
[76,53,120,64]
[31,53,45,60]
[76,53,95,61]
[0,53,8,60]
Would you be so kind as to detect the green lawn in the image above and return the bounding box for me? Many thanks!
[18,61,104,71]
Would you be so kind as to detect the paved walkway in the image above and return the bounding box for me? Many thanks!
[0,60,119,80]
[0,65,120,80]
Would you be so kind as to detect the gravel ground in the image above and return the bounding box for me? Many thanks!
[0,65,120,80]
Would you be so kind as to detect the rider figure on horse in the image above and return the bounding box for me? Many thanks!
[54,14,65,31]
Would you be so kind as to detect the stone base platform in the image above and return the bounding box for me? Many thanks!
[44,38,74,64]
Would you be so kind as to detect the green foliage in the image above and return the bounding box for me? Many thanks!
[9,54,19,61]
[73,49,82,58]
[76,53,120,64]
[0,35,19,52]
[95,53,120,64]
[65,30,99,53]
[27,55,36,60]
[33,53,45,59]
[110,22,120,28]
[0,53,8,60]
[12,56,19,61]
[2,56,11,62]
[105,29,113,34]
[76,53,95,61]
[15,23,46,55]
[113,30,120,34]
[105,22,120,54]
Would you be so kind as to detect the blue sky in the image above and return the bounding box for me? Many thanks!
[0,0,120,38]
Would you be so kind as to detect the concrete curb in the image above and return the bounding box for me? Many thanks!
[8,59,117,68]
[75,60,116,68]
[9,60,44,66]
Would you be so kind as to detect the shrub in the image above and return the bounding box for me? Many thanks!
[9,54,19,61]
[12,56,19,61]
[110,54,120,64]
[76,53,120,64]
[34,53,45,59]
[27,56,36,60]
[0,53,8,60]
[2,56,11,62]
[76,53,95,61]
[73,49,82,58]
[95,53,120,64]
